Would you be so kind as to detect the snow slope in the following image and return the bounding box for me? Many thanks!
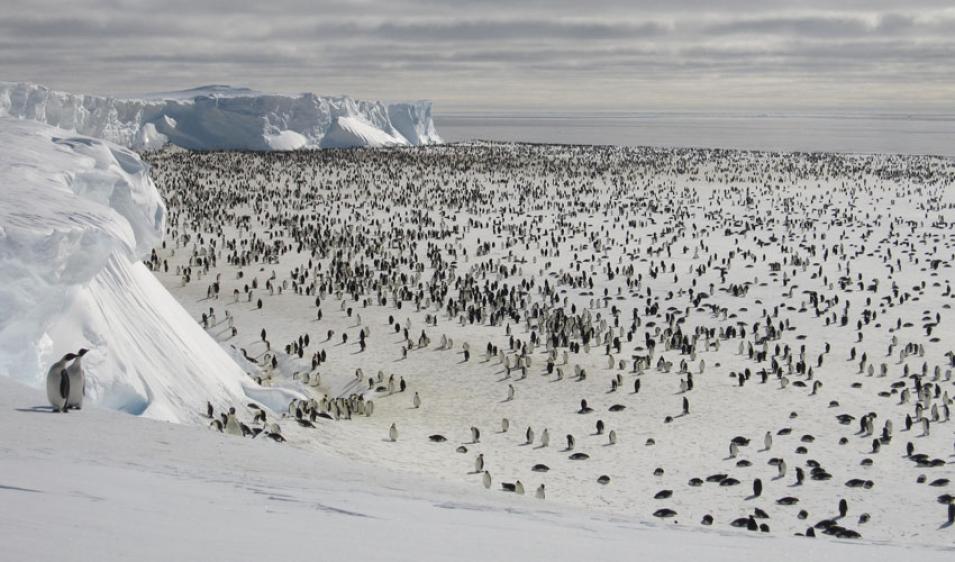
[0,81,442,151]
[0,117,293,423]
[2,376,949,562]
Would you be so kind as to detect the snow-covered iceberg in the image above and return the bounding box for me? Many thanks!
[0,117,287,422]
[0,82,442,151]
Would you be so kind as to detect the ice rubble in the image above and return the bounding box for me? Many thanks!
[0,81,442,151]
[0,117,294,422]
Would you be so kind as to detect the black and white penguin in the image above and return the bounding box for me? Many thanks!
[389,422,398,442]
[48,369,70,413]
[475,453,484,473]
[46,353,76,412]
[65,348,89,410]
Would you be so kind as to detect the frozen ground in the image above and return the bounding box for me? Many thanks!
[3,375,953,562]
[143,144,955,548]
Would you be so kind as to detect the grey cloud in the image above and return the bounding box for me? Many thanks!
[0,1,952,112]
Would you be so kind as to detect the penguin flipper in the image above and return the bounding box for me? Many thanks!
[59,371,70,413]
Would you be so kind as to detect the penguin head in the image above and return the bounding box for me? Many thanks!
[63,353,78,361]
[77,348,90,357]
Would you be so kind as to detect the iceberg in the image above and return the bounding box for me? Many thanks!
[0,117,291,423]
[0,81,442,151]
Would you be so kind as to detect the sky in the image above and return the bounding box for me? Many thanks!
[1,0,954,114]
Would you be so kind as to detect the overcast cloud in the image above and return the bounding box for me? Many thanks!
[1,0,953,112]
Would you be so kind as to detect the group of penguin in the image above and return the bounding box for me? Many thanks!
[143,141,955,541]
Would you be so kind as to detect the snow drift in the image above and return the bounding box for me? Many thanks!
[0,81,442,151]
[0,117,289,422]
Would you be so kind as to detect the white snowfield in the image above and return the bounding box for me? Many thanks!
[0,118,294,423]
[1,376,949,562]
[0,81,442,151]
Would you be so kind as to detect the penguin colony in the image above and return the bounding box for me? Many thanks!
[143,143,955,543]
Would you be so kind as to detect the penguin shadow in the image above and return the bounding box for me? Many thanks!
[772,474,786,481]
[744,494,758,501]
[15,406,60,414]
[938,521,953,530]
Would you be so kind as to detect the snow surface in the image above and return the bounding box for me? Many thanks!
[0,118,296,423]
[0,82,442,151]
[2,375,950,562]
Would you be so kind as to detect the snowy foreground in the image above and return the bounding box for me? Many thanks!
[2,376,950,562]
[0,82,441,150]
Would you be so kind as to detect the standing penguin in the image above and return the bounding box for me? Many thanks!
[506,384,515,401]
[525,426,535,445]
[483,470,492,489]
[540,428,550,448]
[413,392,421,409]
[46,353,76,412]
[763,431,772,451]
[535,484,546,499]
[501,417,510,432]
[471,426,481,443]
[514,481,525,495]
[753,478,763,498]
[608,430,617,445]
[475,453,484,473]
[66,348,89,410]
[389,422,399,442]
[224,408,242,436]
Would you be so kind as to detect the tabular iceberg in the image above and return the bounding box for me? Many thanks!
[0,82,442,151]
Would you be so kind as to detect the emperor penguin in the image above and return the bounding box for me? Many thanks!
[471,426,481,443]
[475,453,484,473]
[46,353,76,412]
[526,426,535,445]
[535,484,546,499]
[483,471,492,489]
[389,422,399,442]
[413,392,421,409]
[763,431,772,451]
[224,408,242,436]
[514,480,525,495]
[501,417,510,432]
[540,428,550,448]
[66,348,89,410]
